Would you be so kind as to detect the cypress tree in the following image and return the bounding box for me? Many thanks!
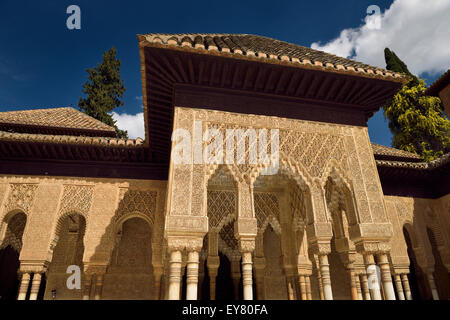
[78,47,128,138]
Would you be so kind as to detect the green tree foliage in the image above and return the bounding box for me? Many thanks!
[78,47,128,138]
[383,48,450,161]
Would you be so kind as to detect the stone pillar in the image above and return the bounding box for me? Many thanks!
[360,274,371,300]
[298,275,307,300]
[401,274,412,300]
[186,250,200,300]
[168,249,182,300]
[355,274,363,300]
[29,273,42,300]
[94,274,104,300]
[17,273,31,300]
[305,276,312,300]
[207,255,219,300]
[253,257,265,300]
[394,274,405,300]
[82,274,92,300]
[376,253,396,300]
[363,254,382,300]
[318,254,333,300]
[427,270,440,300]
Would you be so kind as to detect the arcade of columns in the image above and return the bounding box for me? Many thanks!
[2,107,448,300]
[161,107,413,301]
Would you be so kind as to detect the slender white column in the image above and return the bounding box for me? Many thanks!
[427,271,440,300]
[168,250,182,300]
[360,274,371,300]
[17,273,31,300]
[29,273,42,300]
[318,254,333,300]
[401,274,412,300]
[186,251,199,300]
[377,253,396,300]
[394,274,405,300]
[364,254,382,300]
[242,252,254,300]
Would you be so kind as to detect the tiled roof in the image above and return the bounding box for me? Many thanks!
[424,70,450,96]
[0,107,116,133]
[371,143,422,161]
[0,130,143,147]
[375,152,450,170]
[138,33,406,82]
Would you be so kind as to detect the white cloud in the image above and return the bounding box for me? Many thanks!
[311,0,450,76]
[111,111,145,139]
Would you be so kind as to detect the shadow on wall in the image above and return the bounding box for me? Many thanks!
[402,198,450,300]
[0,211,27,300]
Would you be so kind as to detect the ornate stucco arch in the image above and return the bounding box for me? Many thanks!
[322,163,360,228]
[0,209,27,252]
[46,210,87,265]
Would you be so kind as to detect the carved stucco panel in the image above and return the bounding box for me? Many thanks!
[4,183,38,216]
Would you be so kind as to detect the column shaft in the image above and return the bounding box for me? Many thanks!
[17,273,31,300]
[318,255,333,300]
[186,251,199,300]
[242,252,253,300]
[298,275,307,300]
[94,274,104,300]
[376,253,396,300]
[305,276,312,300]
[364,254,382,300]
[154,272,163,300]
[168,250,182,300]
[360,274,371,300]
[82,275,92,300]
[394,274,405,300]
[401,274,412,300]
[427,271,440,300]
[29,273,42,300]
[348,269,358,300]
[355,274,363,300]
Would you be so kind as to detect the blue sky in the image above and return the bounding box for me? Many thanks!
[0,0,448,144]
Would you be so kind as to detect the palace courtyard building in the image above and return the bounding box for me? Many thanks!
[0,34,449,300]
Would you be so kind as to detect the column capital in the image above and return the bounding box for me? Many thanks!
[238,238,256,253]
[356,240,391,255]
[309,239,332,255]
[19,261,48,274]
[166,236,204,252]
[84,263,108,276]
